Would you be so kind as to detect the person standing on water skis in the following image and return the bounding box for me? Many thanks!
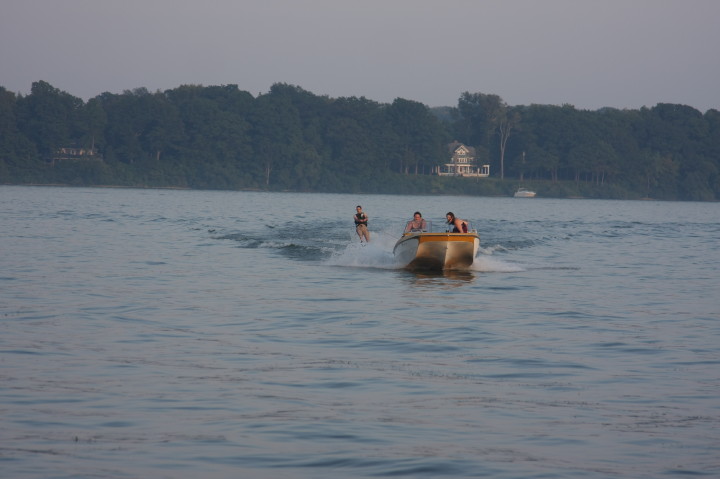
[354,205,370,243]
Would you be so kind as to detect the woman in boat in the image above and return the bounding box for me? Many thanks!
[404,211,428,233]
[354,205,370,243]
[446,212,468,233]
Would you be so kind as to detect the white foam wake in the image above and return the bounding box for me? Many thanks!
[326,234,527,273]
[324,231,399,269]
[471,255,526,273]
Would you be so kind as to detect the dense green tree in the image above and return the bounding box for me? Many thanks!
[98,89,151,164]
[2,80,718,200]
[385,98,449,175]
[456,92,511,177]
[15,81,86,156]
[456,92,504,148]
[165,84,255,187]
[250,84,306,187]
[0,87,39,180]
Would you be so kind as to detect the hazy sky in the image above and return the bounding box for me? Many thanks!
[2,0,718,111]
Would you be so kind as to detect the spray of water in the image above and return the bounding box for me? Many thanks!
[326,230,526,273]
[325,230,399,269]
[471,255,526,273]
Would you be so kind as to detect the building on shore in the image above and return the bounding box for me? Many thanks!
[48,146,103,166]
[435,141,489,177]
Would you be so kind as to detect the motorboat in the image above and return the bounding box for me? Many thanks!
[514,187,536,198]
[393,220,480,271]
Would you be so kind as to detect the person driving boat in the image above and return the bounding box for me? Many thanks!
[404,211,428,233]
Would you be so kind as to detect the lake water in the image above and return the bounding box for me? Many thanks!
[1,185,719,478]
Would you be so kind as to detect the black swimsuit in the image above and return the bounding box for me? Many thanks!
[449,220,467,233]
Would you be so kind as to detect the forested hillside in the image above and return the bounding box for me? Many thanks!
[1,80,718,200]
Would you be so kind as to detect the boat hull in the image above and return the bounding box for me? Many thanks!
[393,232,480,271]
[514,188,536,198]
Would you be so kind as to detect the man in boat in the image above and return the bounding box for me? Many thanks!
[446,212,468,233]
[354,205,370,243]
[404,211,428,233]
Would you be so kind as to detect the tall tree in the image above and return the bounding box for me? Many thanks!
[386,98,447,174]
[0,87,39,179]
[497,109,520,179]
[16,80,85,156]
[457,92,509,177]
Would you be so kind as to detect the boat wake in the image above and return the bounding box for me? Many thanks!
[217,228,526,273]
[216,230,339,261]
[324,231,399,269]
[325,232,525,274]
[471,255,526,273]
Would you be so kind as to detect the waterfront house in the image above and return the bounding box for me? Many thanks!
[436,141,489,177]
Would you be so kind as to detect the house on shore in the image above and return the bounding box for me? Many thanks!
[435,141,489,177]
[48,146,103,166]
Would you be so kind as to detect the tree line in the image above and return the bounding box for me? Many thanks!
[1,80,718,200]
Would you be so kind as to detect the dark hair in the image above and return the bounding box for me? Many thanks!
[413,211,422,217]
[446,212,455,223]
[356,205,362,209]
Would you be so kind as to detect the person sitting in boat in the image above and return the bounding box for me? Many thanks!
[354,205,370,243]
[446,212,468,233]
[404,211,428,233]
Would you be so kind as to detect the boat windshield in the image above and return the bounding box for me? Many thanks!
[402,219,476,234]
[404,219,432,233]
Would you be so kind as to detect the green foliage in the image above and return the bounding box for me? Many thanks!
[1,81,718,201]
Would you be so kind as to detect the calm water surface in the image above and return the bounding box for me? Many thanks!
[1,186,719,478]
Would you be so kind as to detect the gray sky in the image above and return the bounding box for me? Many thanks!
[2,0,718,111]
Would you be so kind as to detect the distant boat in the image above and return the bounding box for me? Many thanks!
[513,187,536,198]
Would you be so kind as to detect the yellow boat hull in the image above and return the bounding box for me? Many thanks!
[393,232,480,271]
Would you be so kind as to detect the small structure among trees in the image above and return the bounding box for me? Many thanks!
[436,141,490,177]
[49,146,103,166]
